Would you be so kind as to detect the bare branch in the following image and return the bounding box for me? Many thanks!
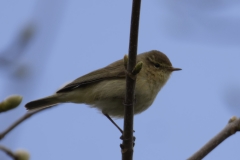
[0,107,50,140]
[0,145,17,160]
[121,0,141,160]
[188,116,240,160]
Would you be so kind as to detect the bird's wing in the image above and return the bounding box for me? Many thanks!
[56,59,125,93]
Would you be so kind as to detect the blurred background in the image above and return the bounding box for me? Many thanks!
[0,0,240,159]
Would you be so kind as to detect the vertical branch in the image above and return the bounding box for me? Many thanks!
[122,0,141,160]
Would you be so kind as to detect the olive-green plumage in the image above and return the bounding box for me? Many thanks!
[25,50,181,118]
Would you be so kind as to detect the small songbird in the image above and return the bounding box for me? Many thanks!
[25,50,181,118]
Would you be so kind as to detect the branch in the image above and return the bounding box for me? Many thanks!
[0,145,17,159]
[0,108,49,140]
[188,116,240,160]
[121,0,141,160]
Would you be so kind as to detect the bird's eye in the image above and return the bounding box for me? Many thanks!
[154,63,160,68]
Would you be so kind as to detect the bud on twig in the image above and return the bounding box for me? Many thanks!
[0,95,22,113]
[124,55,128,70]
[15,149,30,160]
[132,61,143,75]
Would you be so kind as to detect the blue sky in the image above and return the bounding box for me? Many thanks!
[1,0,240,159]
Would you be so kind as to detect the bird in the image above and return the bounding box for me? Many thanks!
[25,50,181,118]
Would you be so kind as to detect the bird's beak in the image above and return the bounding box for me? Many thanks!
[168,67,182,72]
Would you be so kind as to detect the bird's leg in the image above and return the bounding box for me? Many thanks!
[103,113,123,134]
[103,112,136,148]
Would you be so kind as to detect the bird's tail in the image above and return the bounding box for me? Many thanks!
[25,95,60,110]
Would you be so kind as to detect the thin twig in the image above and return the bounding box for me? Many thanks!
[0,107,50,140]
[0,145,17,159]
[188,116,240,160]
[121,0,141,160]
